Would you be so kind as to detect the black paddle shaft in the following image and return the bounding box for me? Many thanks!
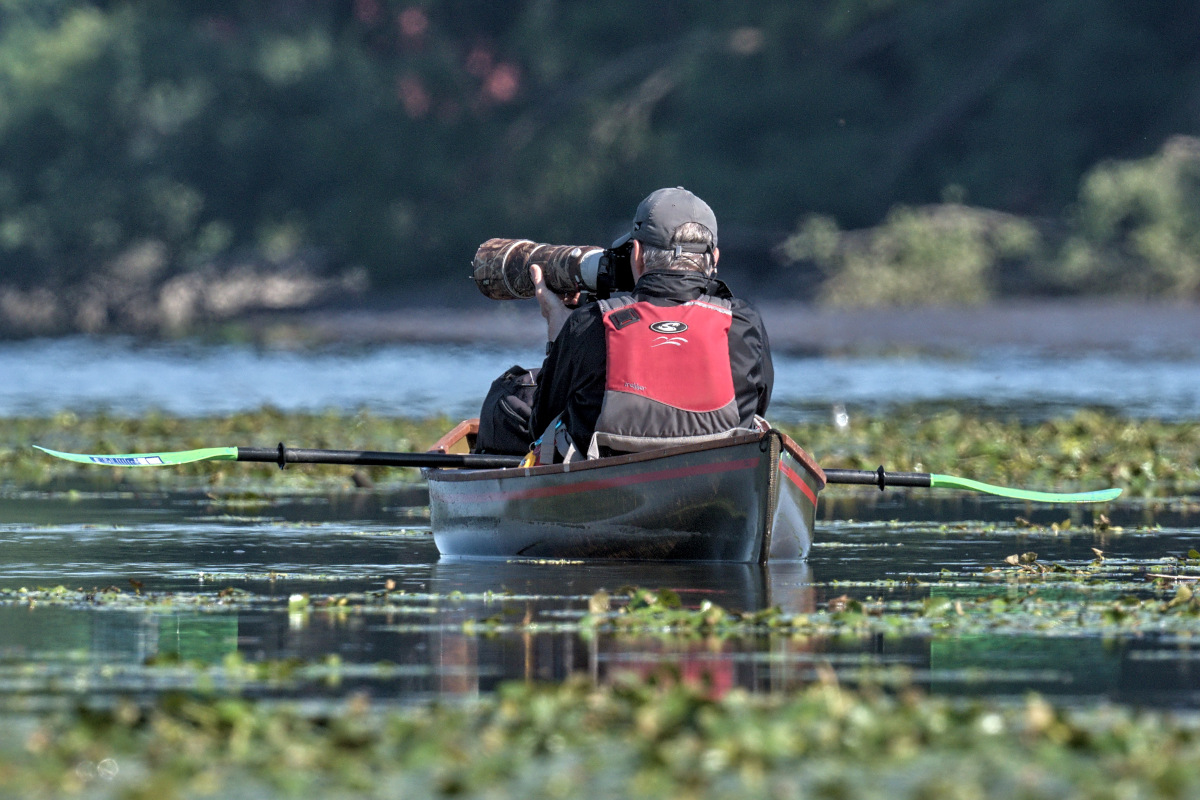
[236,445,523,470]
[823,467,932,491]
[237,447,933,485]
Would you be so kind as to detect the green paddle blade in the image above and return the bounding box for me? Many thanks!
[33,445,238,467]
[929,473,1122,503]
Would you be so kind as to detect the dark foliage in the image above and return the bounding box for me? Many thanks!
[0,0,1196,301]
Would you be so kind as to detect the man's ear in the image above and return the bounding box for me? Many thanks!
[630,240,645,279]
[705,247,719,277]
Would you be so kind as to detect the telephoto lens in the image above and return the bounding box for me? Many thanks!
[472,238,604,300]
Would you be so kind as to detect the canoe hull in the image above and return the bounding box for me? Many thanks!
[426,425,824,563]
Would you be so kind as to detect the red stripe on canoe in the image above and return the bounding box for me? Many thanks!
[444,457,762,503]
[779,460,819,506]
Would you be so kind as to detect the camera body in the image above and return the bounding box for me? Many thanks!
[472,238,634,302]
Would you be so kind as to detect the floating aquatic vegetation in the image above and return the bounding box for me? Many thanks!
[5,413,1200,798]
[571,586,1200,641]
[0,585,576,616]
[5,534,1199,644]
[780,407,1200,498]
[2,408,1200,497]
[1,410,453,489]
[0,585,272,613]
[4,676,1200,799]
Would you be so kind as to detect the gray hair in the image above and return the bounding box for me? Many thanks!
[641,222,716,274]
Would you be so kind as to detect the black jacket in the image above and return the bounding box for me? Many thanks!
[530,269,773,451]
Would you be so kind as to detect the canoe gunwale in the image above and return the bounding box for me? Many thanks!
[426,424,783,484]
[774,430,827,486]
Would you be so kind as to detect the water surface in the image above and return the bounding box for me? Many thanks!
[3,332,1198,712]
[3,336,1200,422]
[2,486,1197,710]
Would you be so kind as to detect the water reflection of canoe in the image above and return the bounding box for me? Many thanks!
[424,420,825,563]
[429,560,817,615]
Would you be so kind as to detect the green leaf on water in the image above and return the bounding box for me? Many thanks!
[922,597,952,617]
[1168,584,1195,609]
[588,590,610,615]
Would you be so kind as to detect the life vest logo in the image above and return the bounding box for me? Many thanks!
[649,321,687,334]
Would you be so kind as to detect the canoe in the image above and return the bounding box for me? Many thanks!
[424,420,826,563]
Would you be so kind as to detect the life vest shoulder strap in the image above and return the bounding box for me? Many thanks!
[599,293,730,315]
[597,295,637,315]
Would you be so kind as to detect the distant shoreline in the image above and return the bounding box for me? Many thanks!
[256,298,1200,355]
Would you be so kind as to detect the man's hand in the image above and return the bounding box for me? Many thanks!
[530,264,577,343]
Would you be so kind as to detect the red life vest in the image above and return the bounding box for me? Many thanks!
[588,294,744,457]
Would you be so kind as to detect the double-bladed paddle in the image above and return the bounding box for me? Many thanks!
[33,444,1122,503]
[821,467,1122,504]
[32,444,524,470]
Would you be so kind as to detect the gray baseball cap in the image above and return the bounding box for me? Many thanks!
[611,187,718,251]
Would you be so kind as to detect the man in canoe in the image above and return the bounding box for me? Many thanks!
[478,187,773,462]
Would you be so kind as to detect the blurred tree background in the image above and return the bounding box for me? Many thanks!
[0,0,1198,332]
